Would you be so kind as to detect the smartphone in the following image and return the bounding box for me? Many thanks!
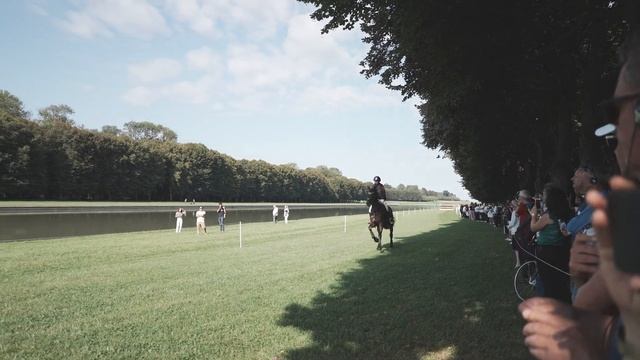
[608,190,640,274]
[534,199,541,210]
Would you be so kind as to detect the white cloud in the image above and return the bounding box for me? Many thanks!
[165,0,215,36]
[185,47,222,73]
[123,70,217,106]
[164,0,292,38]
[123,86,156,106]
[27,1,49,17]
[128,58,183,83]
[166,78,212,104]
[121,7,391,113]
[59,0,169,39]
[59,10,112,38]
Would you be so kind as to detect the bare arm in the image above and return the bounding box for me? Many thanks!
[530,213,551,232]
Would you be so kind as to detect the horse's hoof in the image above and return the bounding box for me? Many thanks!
[372,238,379,243]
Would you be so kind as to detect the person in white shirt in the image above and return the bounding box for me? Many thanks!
[284,205,289,224]
[195,207,207,234]
[506,200,521,267]
[272,205,279,224]
[175,208,186,233]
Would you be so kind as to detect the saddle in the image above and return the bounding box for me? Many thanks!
[370,202,394,227]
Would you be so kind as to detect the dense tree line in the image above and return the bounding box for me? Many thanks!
[300,0,638,202]
[0,92,455,202]
[386,184,455,202]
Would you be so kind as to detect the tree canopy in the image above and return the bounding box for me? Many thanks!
[38,104,75,126]
[0,91,454,202]
[299,0,638,201]
[0,90,29,118]
[124,121,178,142]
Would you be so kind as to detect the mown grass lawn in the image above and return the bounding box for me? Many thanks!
[0,211,528,359]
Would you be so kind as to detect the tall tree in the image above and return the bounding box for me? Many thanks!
[124,121,177,142]
[0,90,29,118]
[101,125,123,136]
[299,0,630,201]
[38,104,75,126]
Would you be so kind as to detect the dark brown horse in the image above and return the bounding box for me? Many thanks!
[367,194,394,250]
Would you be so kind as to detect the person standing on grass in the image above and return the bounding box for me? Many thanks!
[284,205,290,224]
[272,205,279,223]
[506,200,521,267]
[520,30,640,359]
[217,202,226,232]
[195,206,207,235]
[175,208,186,233]
[530,184,573,304]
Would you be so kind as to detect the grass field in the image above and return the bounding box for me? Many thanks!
[0,210,527,359]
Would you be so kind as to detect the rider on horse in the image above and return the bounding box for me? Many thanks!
[369,176,391,213]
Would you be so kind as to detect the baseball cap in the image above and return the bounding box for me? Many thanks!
[595,123,616,137]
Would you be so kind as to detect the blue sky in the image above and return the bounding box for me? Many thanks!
[0,0,470,200]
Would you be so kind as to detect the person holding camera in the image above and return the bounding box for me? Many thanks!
[566,166,603,289]
[587,30,640,359]
[175,208,186,233]
[217,202,226,232]
[520,29,640,360]
[530,185,573,304]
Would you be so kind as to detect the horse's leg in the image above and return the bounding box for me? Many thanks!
[377,225,383,250]
[389,226,394,248]
[368,225,379,243]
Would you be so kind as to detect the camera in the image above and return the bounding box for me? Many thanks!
[608,190,640,274]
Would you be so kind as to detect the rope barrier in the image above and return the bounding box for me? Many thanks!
[512,234,571,277]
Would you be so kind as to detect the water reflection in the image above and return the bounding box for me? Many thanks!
[0,207,366,241]
[0,204,436,242]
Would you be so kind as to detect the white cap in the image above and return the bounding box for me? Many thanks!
[595,123,616,137]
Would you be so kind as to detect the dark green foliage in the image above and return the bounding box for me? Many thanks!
[299,0,634,201]
[0,91,451,202]
[0,90,29,118]
[0,115,36,196]
[38,104,75,126]
[124,121,178,142]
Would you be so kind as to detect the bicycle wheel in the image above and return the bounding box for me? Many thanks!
[514,260,538,301]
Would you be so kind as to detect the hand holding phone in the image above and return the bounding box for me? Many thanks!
[534,198,541,210]
[608,190,640,274]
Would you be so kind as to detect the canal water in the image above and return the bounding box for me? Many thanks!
[0,204,432,241]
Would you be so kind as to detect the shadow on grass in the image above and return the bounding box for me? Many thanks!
[277,219,528,360]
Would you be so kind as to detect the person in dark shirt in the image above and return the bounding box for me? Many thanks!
[369,176,390,214]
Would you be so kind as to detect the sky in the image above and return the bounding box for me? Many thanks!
[0,0,470,200]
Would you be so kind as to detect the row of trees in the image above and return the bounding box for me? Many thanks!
[0,91,456,202]
[300,0,638,202]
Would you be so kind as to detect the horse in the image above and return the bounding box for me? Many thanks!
[367,194,394,250]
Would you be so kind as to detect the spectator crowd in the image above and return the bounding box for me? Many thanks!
[458,30,640,360]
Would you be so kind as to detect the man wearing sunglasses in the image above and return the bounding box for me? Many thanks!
[519,30,640,360]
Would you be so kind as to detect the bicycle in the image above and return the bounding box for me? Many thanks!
[514,260,539,301]
[512,234,543,301]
